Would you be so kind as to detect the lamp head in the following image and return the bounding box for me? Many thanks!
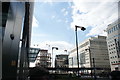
[81,27,86,31]
[52,47,58,50]
[75,25,86,31]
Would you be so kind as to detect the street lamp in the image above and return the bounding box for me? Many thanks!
[52,47,58,68]
[75,25,86,77]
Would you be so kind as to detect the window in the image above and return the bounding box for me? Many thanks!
[118,23,120,29]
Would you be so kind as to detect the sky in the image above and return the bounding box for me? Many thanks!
[30,0,119,67]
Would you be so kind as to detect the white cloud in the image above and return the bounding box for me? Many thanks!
[31,40,73,52]
[65,19,69,23]
[32,33,47,37]
[64,11,68,16]
[57,19,62,22]
[61,8,66,12]
[32,16,39,27]
[71,0,118,36]
[61,8,68,16]
[51,15,55,19]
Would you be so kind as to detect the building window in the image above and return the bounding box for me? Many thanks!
[118,23,120,29]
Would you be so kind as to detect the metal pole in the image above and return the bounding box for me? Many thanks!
[18,2,29,80]
[93,58,96,80]
[75,27,80,77]
[88,47,93,77]
[72,57,73,68]
[52,48,53,68]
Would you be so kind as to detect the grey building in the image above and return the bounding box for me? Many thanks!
[106,19,120,71]
[55,54,68,68]
[69,36,110,73]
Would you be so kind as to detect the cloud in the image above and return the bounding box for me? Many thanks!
[70,0,118,36]
[61,8,68,16]
[31,40,74,52]
[32,33,47,37]
[51,15,55,19]
[61,8,66,12]
[57,19,62,22]
[32,16,39,27]
[65,19,69,23]
[64,11,68,16]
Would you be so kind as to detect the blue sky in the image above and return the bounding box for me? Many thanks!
[30,0,118,67]
[31,0,118,51]
[31,2,91,50]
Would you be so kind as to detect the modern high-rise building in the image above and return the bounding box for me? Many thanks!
[35,49,51,68]
[106,19,120,71]
[69,36,110,73]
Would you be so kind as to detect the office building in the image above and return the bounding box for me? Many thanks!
[106,19,120,71]
[69,36,110,73]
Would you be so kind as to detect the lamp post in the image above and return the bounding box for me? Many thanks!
[75,25,86,77]
[52,47,58,68]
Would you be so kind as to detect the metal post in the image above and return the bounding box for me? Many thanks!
[52,48,53,68]
[75,27,80,77]
[72,57,73,68]
[88,47,93,77]
[52,47,58,68]
[93,58,96,80]
[74,25,86,77]
[18,2,30,80]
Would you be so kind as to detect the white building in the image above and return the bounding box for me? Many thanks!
[35,49,51,68]
[106,19,120,71]
[69,36,110,73]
